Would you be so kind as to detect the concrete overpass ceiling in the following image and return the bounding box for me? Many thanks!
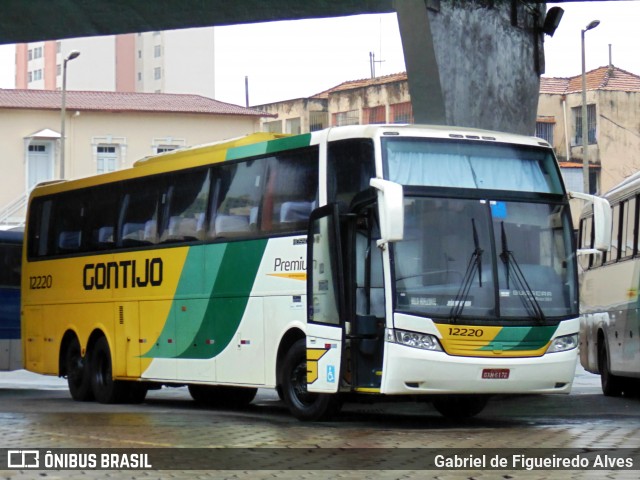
[0,0,394,44]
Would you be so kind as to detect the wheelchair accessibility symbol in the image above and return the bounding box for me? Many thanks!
[326,365,335,383]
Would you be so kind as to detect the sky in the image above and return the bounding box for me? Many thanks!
[0,1,638,106]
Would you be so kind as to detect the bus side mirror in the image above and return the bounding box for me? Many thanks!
[370,178,404,245]
[569,191,612,254]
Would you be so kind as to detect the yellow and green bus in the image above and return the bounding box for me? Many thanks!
[22,125,609,420]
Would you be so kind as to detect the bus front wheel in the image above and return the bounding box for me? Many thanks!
[64,337,93,402]
[280,339,341,421]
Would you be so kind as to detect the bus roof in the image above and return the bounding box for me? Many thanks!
[325,124,552,149]
[601,170,640,202]
[28,124,552,198]
[0,229,23,243]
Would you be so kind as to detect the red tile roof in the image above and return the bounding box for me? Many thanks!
[311,72,408,98]
[541,66,640,94]
[0,89,271,116]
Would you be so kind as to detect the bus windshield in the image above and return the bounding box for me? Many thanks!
[383,137,564,194]
[393,196,577,322]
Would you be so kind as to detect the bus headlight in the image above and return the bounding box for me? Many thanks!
[386,328,443,351]
[547,334,578,353]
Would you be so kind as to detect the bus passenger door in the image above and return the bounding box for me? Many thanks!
[306,204,344,393]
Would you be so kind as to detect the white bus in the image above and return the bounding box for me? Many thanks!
[22,125,609,420]
[579,171,640,396]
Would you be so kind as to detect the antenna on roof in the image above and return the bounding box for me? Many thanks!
[369,17,386,79]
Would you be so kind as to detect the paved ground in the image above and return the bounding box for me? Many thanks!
[0,366,639,480]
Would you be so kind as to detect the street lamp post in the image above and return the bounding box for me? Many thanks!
[60,50,80,179]
[581,20,600,194]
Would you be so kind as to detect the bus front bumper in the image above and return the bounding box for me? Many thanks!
[381,342,578,395]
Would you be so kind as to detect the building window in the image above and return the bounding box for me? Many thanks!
[309,111,328,132]
[390,102,413,124]
[138,50,142,59]
[34,47,42,59]
[285,118,301,135]
[536,120,555,145]
[56,41,61,53]
[57,64,61,76]
[154,67,162,80]
[156,145,179,154]
[364,105,386,124]
[28,49,33,61]
[573,104,597,145]
[263,120,282,133]
[332,110,359,126]
[33,69,42,81]
[28,71,32,83]
[137,72,142,81]
[154,45,162,58]
[97,146,118,174]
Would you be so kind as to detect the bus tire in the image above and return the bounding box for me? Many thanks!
[64,337,93,402]
[189,385,257,407]
[280,339,341,421]
[598,341,623,397]
[90,336,126,404]
[433,395,489,419]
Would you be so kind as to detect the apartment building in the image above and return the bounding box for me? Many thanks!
[15,28,216,98]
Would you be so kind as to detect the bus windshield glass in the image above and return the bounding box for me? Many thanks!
[393,196,577,322]
[383,137,563,193]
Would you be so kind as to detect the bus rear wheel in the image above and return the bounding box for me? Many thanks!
[281,339,341,421]
[90,336,128,404]
[188,384,257,407]
[433,395,489,419]
[64,337,93,402]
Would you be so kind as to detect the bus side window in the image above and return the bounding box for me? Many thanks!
[608,204,621,263]
[162,169,210,243]
[263,149,318,233]
[327,139,375,211]
[578,216,594,270]
[621,198,636,259]
[118,179,161,247]
[0,243,21,287]
[27,198,52,258]
[52,194,85,255]
[85,185,119,251]
[211,160,264,238]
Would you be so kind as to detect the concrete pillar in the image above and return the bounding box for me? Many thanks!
[395,0,544,135]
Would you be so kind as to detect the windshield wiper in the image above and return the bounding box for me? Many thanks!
[450,219,483,321]
[499,221,546,323]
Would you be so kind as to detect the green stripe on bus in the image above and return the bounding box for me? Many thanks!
[180,239,268,359]
[225,134,312,161]
[479,325,557,352]
[141,239,268,359]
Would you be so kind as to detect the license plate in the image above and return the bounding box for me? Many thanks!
[482,368,510,379]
